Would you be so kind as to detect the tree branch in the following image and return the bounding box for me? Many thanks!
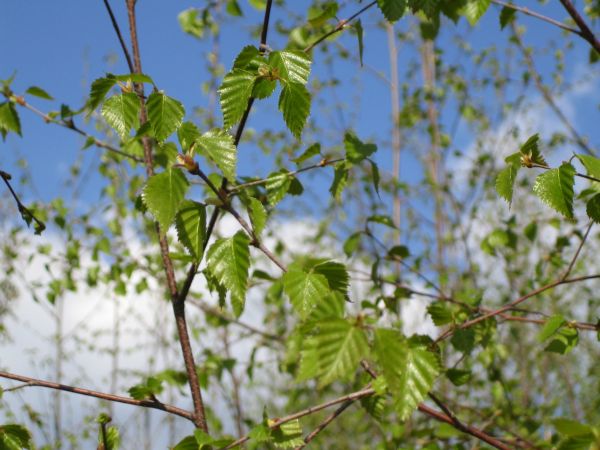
[558,0,600,54]
[0,169,46,234]
[0,371,194,422]
[101,0,135,72]
[490,0,581,36]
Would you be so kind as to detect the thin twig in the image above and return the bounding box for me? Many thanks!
[101,0,135,72]
[561,222,593,280]
[0,169,46,234]
[0,371,194,422]
[304,1,377,53]
[490,0,581,36]
[294,400,355,450]
[558,0,600,53]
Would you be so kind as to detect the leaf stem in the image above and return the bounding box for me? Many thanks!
[0,169,46,233]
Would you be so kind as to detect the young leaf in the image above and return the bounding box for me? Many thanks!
[283,269,330,319]
[195,129,237,180]
[252,78,277,99]
[374,328,440,420]
[519,133,547,167]
[355,19,364,67]
[218,69,256,129]
[445,368,472,386]
[463,0,491,26]
[427,302,454,326]
[269,51,312,84]
[345,132,377,164]
[292,143,321,164]
[0,102,21,139]
[175,200,207,263]
[233,46,261,70]
[532,163,575,219]
[376,0,407,22]
[88,75,117,112]
[586,194,600,223]
[312,260,350,299]
[0,424,34,450]
[177,121,202,152]
[544,327,578,354]
[142,168,190,231]
[25,86,53,100]
[577,154,600,180]
[271,419,304,448]
[248,197,267,236]
[367,215,396,228]
[310,318,369,387]
[114,73,154,84]
[101,93,140,139]
[146,91,185,142]
[343,232,362,257]
[369,159,381,196]
[496,152,521,205]
[329,162,348,201]
[278,82,311,138]
[206,231,251,316]
[499,6,516,29]
[537,314,565,342]
[266,170,292,206]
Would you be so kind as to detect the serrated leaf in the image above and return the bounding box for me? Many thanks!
[101,93,140,139]
[377,0,407,22]
[175,200,206,263]
[499,6,516,29]
[177,121,202,152]
[233,45,261,70]
[427,302,453,326]
[272,420,304,448]
[553,419,594,437]
[269,51,311,84]
[292,143,321,164]
[195,129,237,180]
[88,75,117,112]
[283,269,330,319]
[266,170,292,206]
[146,91,185,142]
[114,73,154,84]
[533,163,575,218]
[310,318,369,387]
[519,133,547,166]
[142,168,190,231]
[544,327,578,354]
[374,328,440,420]
[279,82,310,138]
[463,0,490,26]
[218,69,256,129]
[0,102,21,138]
[0,424,34,450]
[496,152,521,205]
[25,86,53,100]
[537,314,565,342]
[252,78,277,99]
[577,154,600,180]
[206,231,251,317]
[586,194,600,223]
[329,162,348,201]
[312,260,349,299]
[345,132,377,164]
[445,368,471,386]
[361,395,386,422]
[248,197,267,236]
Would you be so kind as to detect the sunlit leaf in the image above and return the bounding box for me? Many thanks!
[269,51,311,84]
[146,91,185,142]
[283,269,330,319]
[345,132,377,164]
[577,154,600,180]
[218,69,256,129]
[175,200,207,263]
[496,152,521,205]
[248,197,267,236]
[0,102,21,139]
[101,93,140,139]
[142,168,190,231]
[88,75,117,112]
[278,82,310,138]
[463,0,490,26]
[532,163,575,219]
[25,86,53,100]
[195,129,237,180]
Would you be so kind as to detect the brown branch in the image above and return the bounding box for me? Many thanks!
[294,400,355,450]
[559,0,600,54]
[561,222,593,280]
[512,23,596,156]
[304,1,377,53]
[0,169,46,234]
[125,0,208,431]
[101,0,135,72]
[490,0,581,36]
[0,371,194,422]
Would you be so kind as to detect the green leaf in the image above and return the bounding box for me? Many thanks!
[25,86,53,100]
[252,78,277,99]
[345,132,377,164]
[374,328,440,420]
[283,269,330,319]
[553,419,594,437]
[496,152,521,205]
[0,102,21,139]
[586,194,600,223]
[369,159,380,196]
[142,168,190,231]
[355,19,364,67]
[272,420,304,448]
[427,302,453,326]
[101,93,140,139]
[177,121,202,152]
[146,91,185,142]
[178,8,206,39]
[329,162,348,201]
[233,46,261,70]
[88,75,117,112]
[265,170,296,206]
[544,327,578,354]
[218,69,256,129]
[312,260,350,299]
[463,0,490,26]
[308,2,339,27]
[367,215,396,228]
[175,200,207,263]
[445,368,471,386]
[577,154,600,180]
[310,318,369,387]
[376,0,407,22]
[532,163,575,219]
[0,424,34,450]
[519,133,547,166]
[195,129,237,180]
[269,51,312,84]
[292,143,321,164]
[537,314,565,342]
[278,82,311,138]
[206,231,251,317]
[248,197,267,236]
[128,376,164,400]
[172,435,198,450]
[226,0,243,16]
[114,73,154,84]
[499,6,516,29]
[343,232,362,257]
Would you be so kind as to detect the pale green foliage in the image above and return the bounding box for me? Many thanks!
[0,102,21,139]
[206,231,251,316]
[175,200,207,263]
[247,197,267,236]
[142,168,190,231]
[101,93,140,139]
[218,69,255,129]
[0,424,34,450]
[496,152,521,205]
[269,51,311,85]
[283,269,329,319]
[278,82,311,138]
[146,91,185,142]
[462,0,491,25]
[577,154,600,179]
[194,129,237,180]
[533,163,576,219]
